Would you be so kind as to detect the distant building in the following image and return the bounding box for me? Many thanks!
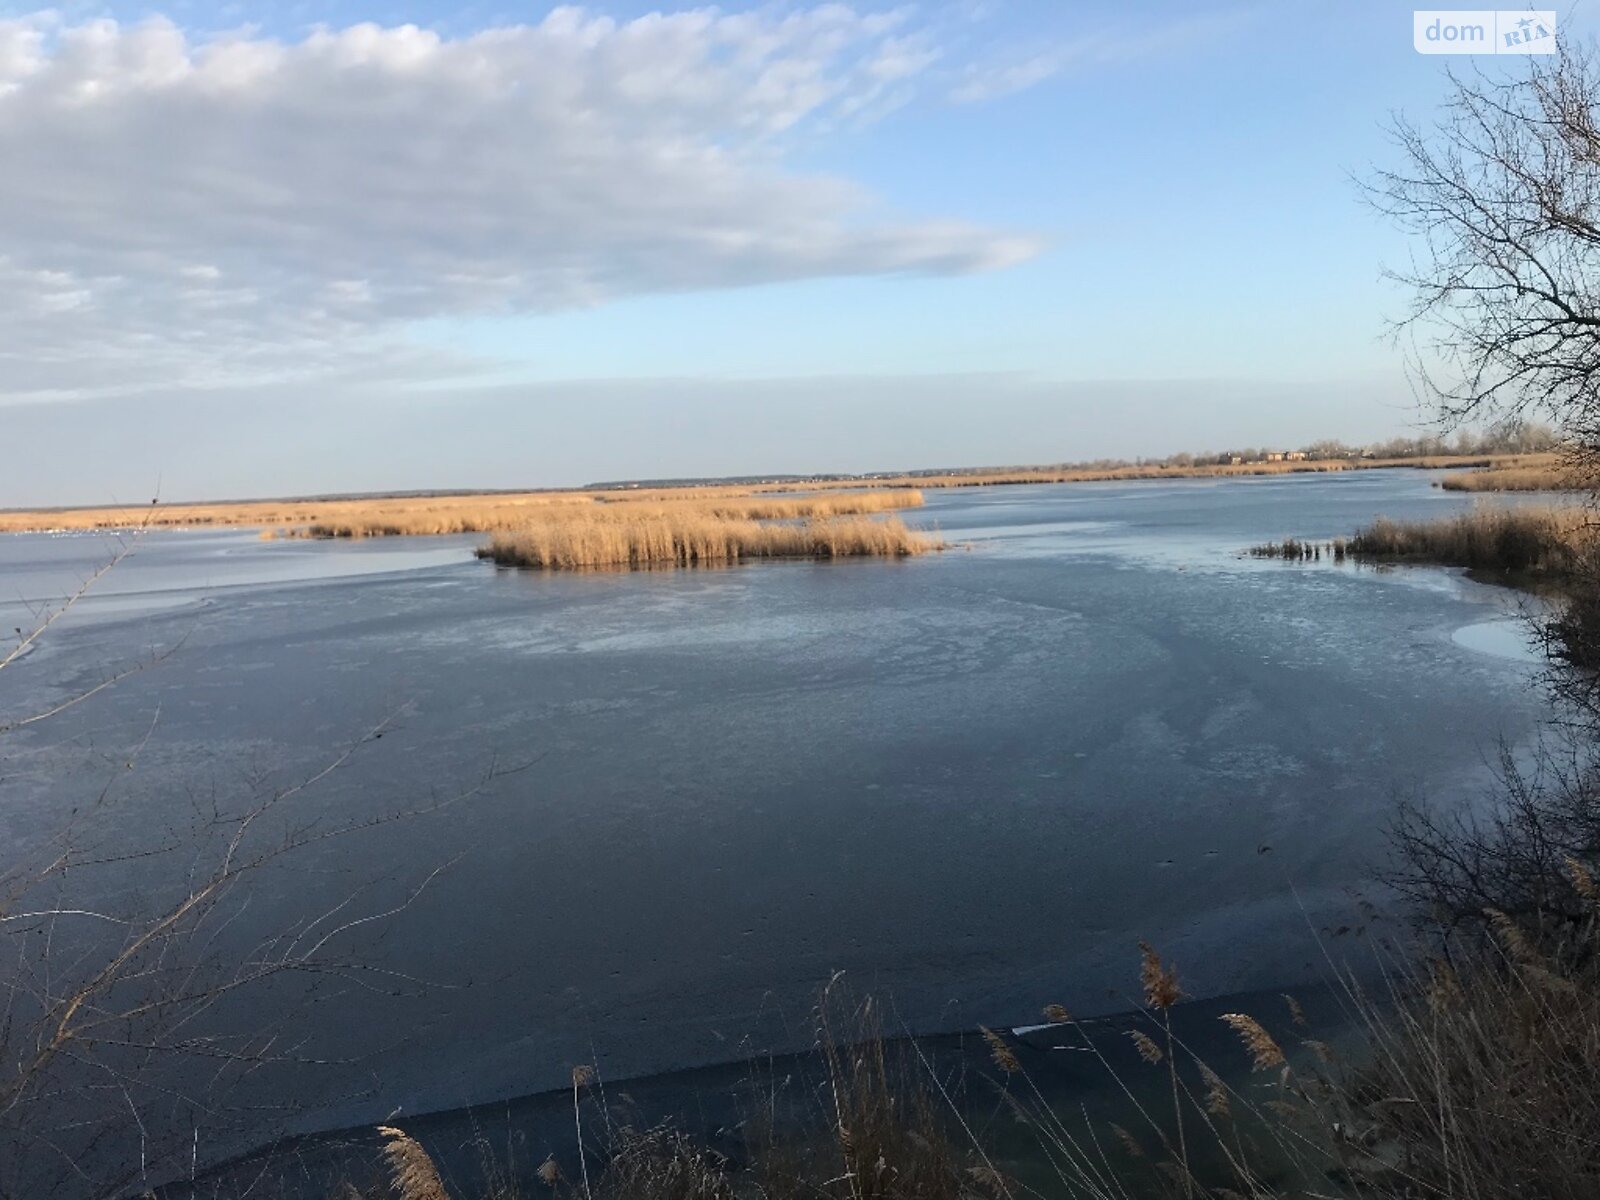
[1264,452,1286,463]
[1285,450,1308,461]
[1228,455,1244,465]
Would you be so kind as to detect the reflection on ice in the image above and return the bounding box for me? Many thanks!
[1452,617,1542,663]
[0,530,480,628]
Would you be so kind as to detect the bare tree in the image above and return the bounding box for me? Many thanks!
[1371,44,1600,472]
[1369,47,1600,945]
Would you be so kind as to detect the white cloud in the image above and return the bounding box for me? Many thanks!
[950,51,1066,104]
[0,7,1042,403]
[948,8,1254,105]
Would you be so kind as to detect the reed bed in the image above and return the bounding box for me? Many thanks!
[1349,506,1593,574]
[694,492,920,519]
[574,491,923,523]
[295,492,926,539]
[0,489,925,539]
[587,485,923,509]
[1248,536,1346,562]
[0,455,1557,534]
[1248,506,1596,572]
[1441,457,1577,492]
[0,492,580,536]
[480,511,937,570]
[1319,866,1600,1200]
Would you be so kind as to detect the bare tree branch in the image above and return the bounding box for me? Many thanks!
[1367,46,1600,478]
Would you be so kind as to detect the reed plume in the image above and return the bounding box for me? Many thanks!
[1198,1062,1231,1118]
[981,1026,1021,1073]
[1111,1124,1145,1159]
[1139,942,1182,1010]
[376,1126,450,1200]
[1218,1014,1286,1072]
[1566,855,1599,904]
[1129,1030,1164,1065]
[1282,994,1307,1028]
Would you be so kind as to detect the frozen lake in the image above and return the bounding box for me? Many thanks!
[0,469,1553,1189]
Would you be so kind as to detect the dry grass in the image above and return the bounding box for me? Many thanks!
[340,991,990,1200]
[294,491,928,540]
[1317,881,1600,1200]
[1440,453,1576,491]
[1348,505,1593,574]
[378,1126,451,1200]
[584,1128,736,1200]
[0,454,1558,535]
[689,492,918,520]
[0,492,578,536]
[1243,507,1590,573]
[240,924,1600,1200]
[0,488,925,538]
[479,511,936,570]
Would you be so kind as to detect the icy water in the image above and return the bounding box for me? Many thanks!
[0,471,1555,1184]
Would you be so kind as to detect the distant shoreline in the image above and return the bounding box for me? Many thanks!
[0,453,1556,534]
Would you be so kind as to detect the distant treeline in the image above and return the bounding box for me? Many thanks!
[934,422,1561,478]
[1184,422,1559,469]
[747,423,1565,487]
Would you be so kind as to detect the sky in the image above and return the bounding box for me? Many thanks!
[0,0,1576,504]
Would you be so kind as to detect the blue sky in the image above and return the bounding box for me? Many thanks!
[0,1,1571,503]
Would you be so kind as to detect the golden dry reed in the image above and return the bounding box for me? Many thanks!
[1129,1030,1165,1065]
[0,452,1558,535]
[1218,1013,1287,1072]
[339,921,1600,1200]
[1439,453,1572,491]
[980,1026,1022,1074]
[0,487,924,537]
[479,511,937,570]
[1138,941,1183,1010]
[376,1126,450,1200]
[1349,505,1593,573]
[1198,1062,1231,1118]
